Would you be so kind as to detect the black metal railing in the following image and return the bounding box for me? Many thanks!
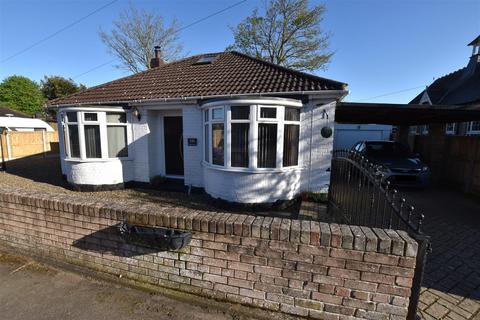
[328,149,430,320]
[328,149,426,235]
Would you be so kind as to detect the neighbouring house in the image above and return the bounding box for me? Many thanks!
[405,35,480,195]
[48,49,348,203]
[409,35,480,135]
[0,105,54,132]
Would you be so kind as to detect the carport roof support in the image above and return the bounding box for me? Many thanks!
[335,102,480,126]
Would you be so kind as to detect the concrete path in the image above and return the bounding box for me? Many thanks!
[403,187,480,320]
[0,252,260,320]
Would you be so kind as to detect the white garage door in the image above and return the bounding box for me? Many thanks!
[334,129,388,150]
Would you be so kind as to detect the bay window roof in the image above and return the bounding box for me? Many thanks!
[49,51,347,107]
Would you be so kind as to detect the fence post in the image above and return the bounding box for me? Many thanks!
[5,130,12,160]
[407,235,430,320]
[42,129,47,158]
[0,129,6,171]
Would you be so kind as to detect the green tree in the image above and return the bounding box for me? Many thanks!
[40,75,86,100]
[228,0,333,71]
[0,75,45,115]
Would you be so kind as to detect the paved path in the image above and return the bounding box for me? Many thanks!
[0,252,262,320]
[404,187,480,320]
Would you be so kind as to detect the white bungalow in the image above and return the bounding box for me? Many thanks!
[49,50,348,203]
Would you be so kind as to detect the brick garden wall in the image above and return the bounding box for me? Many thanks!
[0,186,418,319]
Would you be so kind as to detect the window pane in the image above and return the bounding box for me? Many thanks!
[66,112,77,122]
[258,123,277,168]
[107,126,128,157]
[231,106,250,120]
[204,109,209,122]
[84,125,101,158]
[106,112,126,123]
[231,123,249,167]
[84,113,98,121]
[204,124,209,162]
[212,108,224,120]
[212,123,224,165]
[68,125,80,158]
[285,108,300,121]
[471,121,480,131]
[283,124,299,167]
[260,107,276,119]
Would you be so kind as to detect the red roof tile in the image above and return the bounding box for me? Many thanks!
[49,51,346,106]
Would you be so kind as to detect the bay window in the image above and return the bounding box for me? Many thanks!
[283,108,300,167]
[203,104,301,170]
[65,112,80,158]
[83,113,101,158]
[62,110,130,160]
[258,123,277,168]
[106,113,128,158]
[231,106,250,168]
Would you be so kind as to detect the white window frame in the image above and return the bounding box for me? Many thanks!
[64,111,80,159]
[208,106,225,167]
[61,109,131,161]
[106,112,130,159]
[283,107,301,167]
[467,121,480,135]
[257,105,279,122]
[445,123,457,135]
[202,103,301,172]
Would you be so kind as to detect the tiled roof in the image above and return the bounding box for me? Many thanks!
[49,51,347,106]
[410,55,480,105]
[0,105,31,118]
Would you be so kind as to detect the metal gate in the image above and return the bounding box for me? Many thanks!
[328,150,430,320]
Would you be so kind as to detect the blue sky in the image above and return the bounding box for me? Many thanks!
[0,0,479,103]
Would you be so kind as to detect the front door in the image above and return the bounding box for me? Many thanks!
[163,116,184,176]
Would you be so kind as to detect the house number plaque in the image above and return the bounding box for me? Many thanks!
[187,138,197,146]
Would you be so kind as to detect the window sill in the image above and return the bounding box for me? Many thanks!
[64,157,133,163]
[202,161,303,174]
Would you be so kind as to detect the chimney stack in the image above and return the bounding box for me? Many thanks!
[150,46,164,68]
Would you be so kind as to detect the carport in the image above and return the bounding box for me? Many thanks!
[334,102,480,319]
[335,102,480,194]
[335,102,480,125]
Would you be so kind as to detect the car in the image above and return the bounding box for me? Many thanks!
[351,140,431,187]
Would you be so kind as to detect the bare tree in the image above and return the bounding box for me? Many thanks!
[228,0,332,71]
[99,3,183,73]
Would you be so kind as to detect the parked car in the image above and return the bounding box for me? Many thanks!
[351,141,431,187]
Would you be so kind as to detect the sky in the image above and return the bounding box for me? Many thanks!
[0,0,479,104]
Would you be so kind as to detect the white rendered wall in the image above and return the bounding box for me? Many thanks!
[57,112,67,176]
[203,167,302,203]
[299,100,336,194]
[182,106,204,188]
[63,160,133,185]
[131,108,151,182]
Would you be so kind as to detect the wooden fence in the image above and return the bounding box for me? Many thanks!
[414,135,480,196]
[0,130,59,161]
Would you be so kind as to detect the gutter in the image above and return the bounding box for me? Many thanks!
[47,90,349,109]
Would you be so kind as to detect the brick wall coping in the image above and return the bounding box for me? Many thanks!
[0,186,418,257]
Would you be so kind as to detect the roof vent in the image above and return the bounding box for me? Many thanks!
[194,55,218,65]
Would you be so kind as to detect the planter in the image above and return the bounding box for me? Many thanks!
[118,223,192,251]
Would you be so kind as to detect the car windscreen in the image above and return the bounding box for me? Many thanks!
[365,143,410,157]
